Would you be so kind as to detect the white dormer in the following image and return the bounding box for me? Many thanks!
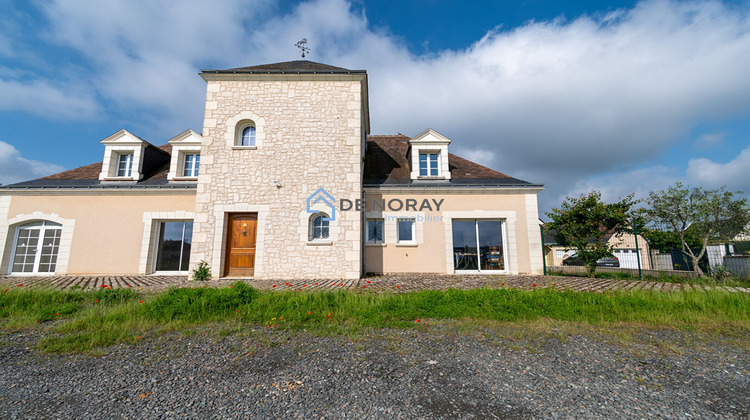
[167,129,203,181]
[99,129,149,181]
[409,128,452,180]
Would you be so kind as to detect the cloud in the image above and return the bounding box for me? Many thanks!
[17,0,750,212]
[0,78,98,120]
[0,141,65,185]
[695,132,725,148]
[687,146,750,192]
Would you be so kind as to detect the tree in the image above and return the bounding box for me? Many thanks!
[643,182,750,276]
[546,191,636,278]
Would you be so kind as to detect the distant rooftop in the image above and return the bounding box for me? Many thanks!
[203,60,365,75]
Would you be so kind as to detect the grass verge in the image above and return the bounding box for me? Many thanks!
[547,269,750,287]
[1,282,748,353]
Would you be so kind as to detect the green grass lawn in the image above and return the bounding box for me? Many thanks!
[1,282,748,353]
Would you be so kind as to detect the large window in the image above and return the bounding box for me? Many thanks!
[366,219,384,244]
[182,153,200,177]
[452,220,505,272]
[309,214,330,241]
[117,153,134,177]
[419,153,439,176]
[155,221,193,272]
[11,221,62,274]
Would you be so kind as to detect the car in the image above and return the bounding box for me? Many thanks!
[562,253,620,267]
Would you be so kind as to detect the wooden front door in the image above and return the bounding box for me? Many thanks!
[224,213,257,277]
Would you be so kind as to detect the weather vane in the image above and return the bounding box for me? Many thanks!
[295,38,310,59]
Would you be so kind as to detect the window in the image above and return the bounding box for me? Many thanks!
[366,219,384,244]
[309,214,330,241]
[182,154,200,177]
[397,219,415,243]
[155,221,193,272]
[11,221,62,274]
[239,124,256,147]
[452,220,505,272]
[117,153,134,177]
[419,153,439,176]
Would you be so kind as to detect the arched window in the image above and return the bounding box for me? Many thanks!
[11,221,62,273]
[309,214,330,241]
[237,122,256,147]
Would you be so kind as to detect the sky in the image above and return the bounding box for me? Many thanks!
[1,0,749,216]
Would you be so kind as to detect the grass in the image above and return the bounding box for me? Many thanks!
[1,282,748,353]
[547,268,750,287]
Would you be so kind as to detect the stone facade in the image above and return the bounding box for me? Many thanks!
[190,75,367,279]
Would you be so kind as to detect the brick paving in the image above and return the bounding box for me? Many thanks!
[1,273,748,294]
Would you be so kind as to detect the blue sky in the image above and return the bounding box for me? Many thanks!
[1,0,749,214]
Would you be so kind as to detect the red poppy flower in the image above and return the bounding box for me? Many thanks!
[236,310,240,313]
[553,283,557,286]
[279,316,283,320]
[363,285,367,288]
[366,281,371,284]
[126,285,131,287]
[55,313,59,316]
[315,283,319,285]
[108,287,112,289]
[416,319,420,323]
[95,299,99,302]
[273,285,277,288]
[274,324,277,327]
[396,285,400,289]
[339,283,344,286]
[501,283,504,286]
[137,336,142,339]
[307,312,311,315]
[17,284,23,287]
[230,286,233,288]
[265,326,269,329]
[139,300,144,303]
[303,285,307,287]
[532,284,537,287]
[327,313,332,318]
[298,288,302,291]
[285,282,289,285]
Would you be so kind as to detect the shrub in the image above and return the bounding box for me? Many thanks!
[192,260,211,281]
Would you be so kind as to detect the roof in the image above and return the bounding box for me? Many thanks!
[364,135,540,188]
[1,134,541,190]
[203,60,365,75]
[2,144,192,190]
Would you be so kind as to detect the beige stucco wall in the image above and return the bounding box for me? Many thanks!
[191,75,366,279]
[363,190,543,275]
[0,192,195,275]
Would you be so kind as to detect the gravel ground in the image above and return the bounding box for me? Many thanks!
[0,324,748,419]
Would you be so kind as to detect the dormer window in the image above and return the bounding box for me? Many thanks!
[240,125,256,147]
[409,128,452,181]
[167,129,203,181]
[117,153,134,177]
[419,153,439,176]
[182,154,200,177]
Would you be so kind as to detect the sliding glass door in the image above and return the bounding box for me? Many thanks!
[155,221,193,272]
[452,220,505,272]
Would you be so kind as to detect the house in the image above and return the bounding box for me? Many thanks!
[543,228,652,270]
[0,60,544,279]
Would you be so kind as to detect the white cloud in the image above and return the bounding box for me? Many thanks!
[20,0,750,212]
[687,146,750,192]
[0,78,98,120]
[0,141,65,185]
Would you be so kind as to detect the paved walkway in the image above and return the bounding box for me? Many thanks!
[1,273,748,293]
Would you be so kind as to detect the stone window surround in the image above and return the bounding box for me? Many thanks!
[224,111,266,150]
[0,209,75,276]
[139,211,195,274]
[100,144,146,181]
[365,211,424,247]
[409,129,452,181]
[299,203,340,246]
[442,210,517,275]
[167,129,203,181]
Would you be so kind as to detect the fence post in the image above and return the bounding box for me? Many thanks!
[540,225,547,276]
[633,221,643,280]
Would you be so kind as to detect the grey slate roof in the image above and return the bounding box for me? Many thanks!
[203,60,365,74]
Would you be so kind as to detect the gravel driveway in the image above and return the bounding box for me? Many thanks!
[1,324,747,419]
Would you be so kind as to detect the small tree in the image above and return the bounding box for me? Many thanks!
[643,182,750,276]
[546,191,636,277]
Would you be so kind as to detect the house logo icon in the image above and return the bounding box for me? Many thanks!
[307,187,336,221]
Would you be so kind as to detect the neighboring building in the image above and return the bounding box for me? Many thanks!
[0,61,544,279]
[544,229,652,270]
